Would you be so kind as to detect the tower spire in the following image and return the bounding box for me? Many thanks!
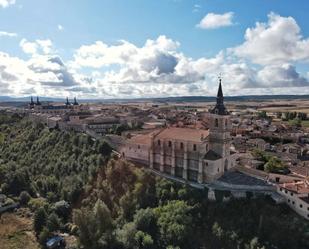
[36,96,41,105]
[210,76,228,115]
[217,75,223,98]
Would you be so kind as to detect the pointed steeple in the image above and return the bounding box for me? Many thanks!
[217,77,223,98]
[73,97,78,105]
[65,97,70,105]
[36,96,41,105]
[210,76,229,115]
[30,96,34,105]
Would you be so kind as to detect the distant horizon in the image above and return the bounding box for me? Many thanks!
[1,93,309,103]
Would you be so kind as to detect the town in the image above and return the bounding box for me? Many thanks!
[1,79,307,222]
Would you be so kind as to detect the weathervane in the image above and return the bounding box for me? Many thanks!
[218,72,222,83]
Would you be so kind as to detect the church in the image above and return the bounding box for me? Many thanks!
[121,79,237,183]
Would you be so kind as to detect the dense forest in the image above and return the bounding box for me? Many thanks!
[0,112,309,249]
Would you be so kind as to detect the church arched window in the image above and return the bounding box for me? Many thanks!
[215,118,219,127]
[180,142,184,149]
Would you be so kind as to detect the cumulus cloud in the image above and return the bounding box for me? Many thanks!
[197,12,234,29]
[256,64,309,88]
[0,0,15,8]
[0,31,17,37]
[232,12,309,65]
[71,35,222,85]
[20,39,54,55]
[0,48,79,96]
[1,12,309,98]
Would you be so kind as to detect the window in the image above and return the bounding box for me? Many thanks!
[193,144,197,151]
[217,168,219,172]
[280,188,282,191]
[180,142,184,149]
[158,140,161,146]
[225,119,228,127]
[299,204,303,208]
[291,193,294,196]
[292,201,295,205]
[288,199,290,203]
[206,144,208,151]
[138,145,140,149]
[168,141,172,147]
[285,190,288,194]
[215,118,219,127]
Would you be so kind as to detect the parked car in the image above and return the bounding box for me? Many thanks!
[46,236,66,249]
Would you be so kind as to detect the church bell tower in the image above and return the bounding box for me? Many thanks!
[208,77,231,158]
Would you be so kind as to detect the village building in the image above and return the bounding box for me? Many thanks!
[121,79,238,183]
[278,181,309,220]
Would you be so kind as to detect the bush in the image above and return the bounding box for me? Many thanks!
[19,191,31,206]
[29,197,49,212]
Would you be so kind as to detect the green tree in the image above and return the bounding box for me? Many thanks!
[34,207,47,235]
[47,212,60,232]
[38,227,51,245]
[155,200,193,248]
[19,190,31,206]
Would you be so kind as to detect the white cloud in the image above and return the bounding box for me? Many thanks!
[232,12,309,65]
[20,39,54,55]
[0,0,15,8]
[0,31,17,37]
[1,12,309,98]
[197,12,234,29]
[58,25,64,31]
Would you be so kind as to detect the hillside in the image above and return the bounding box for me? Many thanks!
[0,113,309,249]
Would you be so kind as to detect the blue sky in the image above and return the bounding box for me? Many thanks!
[0,0,309,98]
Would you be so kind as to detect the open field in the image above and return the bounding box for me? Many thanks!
[0,211,40,249]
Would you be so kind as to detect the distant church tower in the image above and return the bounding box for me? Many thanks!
[208,77,231,159]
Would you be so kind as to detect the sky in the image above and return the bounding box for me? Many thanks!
[0,0,309,99]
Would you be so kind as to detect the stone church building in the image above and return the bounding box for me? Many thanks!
[121,80,237,183]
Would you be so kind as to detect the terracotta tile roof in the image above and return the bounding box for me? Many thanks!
[127,134,152,145]
[155,127,209,142]
[280,181,309,194]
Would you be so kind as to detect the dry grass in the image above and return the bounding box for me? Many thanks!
[0,211,40,249]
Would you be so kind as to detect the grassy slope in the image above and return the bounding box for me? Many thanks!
[0,212,40,249]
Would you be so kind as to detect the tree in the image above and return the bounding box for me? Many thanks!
[19,191,31,206]
[38,227,51,245]
[133,208,158,239]
[54,200,71,220]
[47,212,60,232]
[134,231,154,249]
[97,141,112,157]
[264,156,287,173]
[34,207,47,235]
[73,200,115,249]
[155,200,193,248]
